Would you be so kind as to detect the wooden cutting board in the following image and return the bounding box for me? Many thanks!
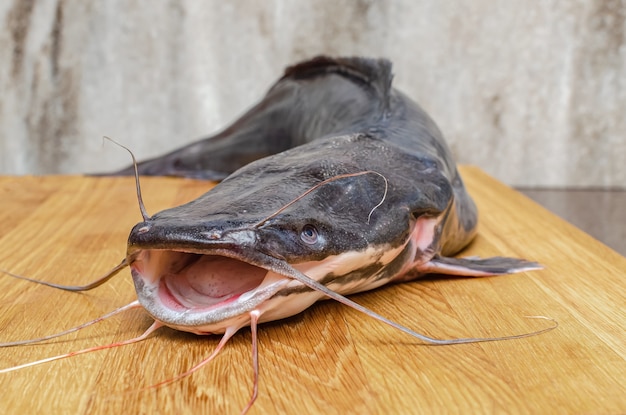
[0,167,624,414]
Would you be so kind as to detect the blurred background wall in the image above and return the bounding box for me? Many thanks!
[1,0,624,188]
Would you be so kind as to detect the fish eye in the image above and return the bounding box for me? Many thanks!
[300,224,319,244]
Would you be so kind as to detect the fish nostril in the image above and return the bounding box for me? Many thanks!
[137,226,150,234]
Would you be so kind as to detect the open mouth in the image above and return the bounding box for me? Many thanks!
[129,249,295,333]
[131,250,271,310]
[157,252,268,311]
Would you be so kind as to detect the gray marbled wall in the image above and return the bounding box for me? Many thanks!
[1,0,624,187]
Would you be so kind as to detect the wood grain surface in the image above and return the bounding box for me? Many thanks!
[0,167,624,415]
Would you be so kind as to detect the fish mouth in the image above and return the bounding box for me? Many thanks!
[156,253,266,310]
[129,249,295,334]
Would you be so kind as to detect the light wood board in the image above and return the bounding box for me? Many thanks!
[0,167,624,414]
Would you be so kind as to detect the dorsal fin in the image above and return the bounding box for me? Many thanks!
[282,56,393,118]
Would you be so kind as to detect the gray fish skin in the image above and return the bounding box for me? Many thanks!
[122,57,540,335]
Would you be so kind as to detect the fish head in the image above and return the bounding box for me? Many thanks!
[126,135,453,335]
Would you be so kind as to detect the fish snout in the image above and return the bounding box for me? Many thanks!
[127,220,259,251]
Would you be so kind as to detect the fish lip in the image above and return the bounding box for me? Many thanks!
[128,246,293,334]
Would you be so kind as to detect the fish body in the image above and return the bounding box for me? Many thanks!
[122,57,539,335]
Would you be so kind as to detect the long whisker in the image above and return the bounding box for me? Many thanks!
[366,171,388,223]
[0,259,128,292]
[253,170,388,228]
[241,310,262,415]
[0,301,143,347]
[139,325,240,391]
[102,136,150,221]
[0,320,162,374]
[274,260,557,345]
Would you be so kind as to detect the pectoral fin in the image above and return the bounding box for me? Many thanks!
[419,255,542,277]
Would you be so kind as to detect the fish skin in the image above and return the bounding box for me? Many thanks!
[118,56,540,333]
